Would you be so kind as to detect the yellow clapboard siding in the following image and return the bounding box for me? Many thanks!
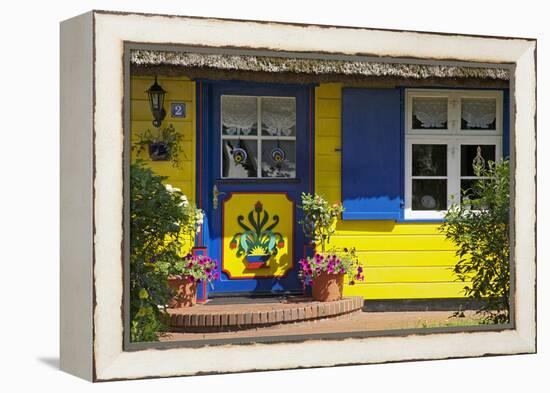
[131,99,195,122]
[354,250,458,267]
[131,121,194,140]
[145,161,194,181]
[313,82,465,298]
[315,136,341,155]
[343,282,469,299]
[316,99,341,119]
[335,221,443,235]
[316,171,341,188]
[316,83,342,99]
[315,187,341,204]
[361,266,458,283]
[316,155,341,172]
[316,118,341,137]
[315,153,342,171]
[329,235,456,251]
[131,76,195,203]
[131,77,194,101]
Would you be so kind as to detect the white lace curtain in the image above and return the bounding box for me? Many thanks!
[413,97,448,128]
[261,98,296,136]
[461,99,496,128]
[222,96,257,135]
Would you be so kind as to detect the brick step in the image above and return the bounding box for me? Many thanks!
[167,296,364,332]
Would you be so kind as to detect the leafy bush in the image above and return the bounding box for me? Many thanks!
[440,159,510,324]
[129,161,198,342]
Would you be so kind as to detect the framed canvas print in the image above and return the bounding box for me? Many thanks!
[60,10,537,381]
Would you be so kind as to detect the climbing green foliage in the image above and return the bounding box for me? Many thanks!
[129,161,197,341]
[298,193,344,253]
[440,159,510,324]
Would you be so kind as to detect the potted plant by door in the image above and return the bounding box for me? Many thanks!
[297,193,364,301]
[168,254,219,308]
[299,248,364,302]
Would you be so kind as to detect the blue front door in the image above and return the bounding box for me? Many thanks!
[197,81,313,295]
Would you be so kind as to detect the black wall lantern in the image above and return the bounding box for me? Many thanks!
[146,76,166,127]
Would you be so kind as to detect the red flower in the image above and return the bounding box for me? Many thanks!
[277,240,285,248]
[230,240,237,249]
[254,201,263,212]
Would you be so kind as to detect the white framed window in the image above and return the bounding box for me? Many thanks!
[220,95,297,179]
[404,89,503,220]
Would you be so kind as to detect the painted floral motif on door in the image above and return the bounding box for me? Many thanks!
[222,193,294,278]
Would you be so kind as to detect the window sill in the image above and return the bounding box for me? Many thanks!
[216,178,301,185]
[397,218,445,223]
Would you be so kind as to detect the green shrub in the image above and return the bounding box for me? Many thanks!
[129,161,195,342]
[298,193,344,253]
[440,159,510,324]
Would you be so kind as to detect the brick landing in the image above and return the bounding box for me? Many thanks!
[167,296,363,332]
[161,310,480,342]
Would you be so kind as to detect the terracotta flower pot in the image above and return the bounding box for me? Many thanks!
[167,276,198,308]
[311,271,344,302]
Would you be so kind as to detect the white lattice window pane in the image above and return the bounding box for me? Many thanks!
[412,144,447,176]
[460,144,496,204]
[261,97,296,136]
[222,139,258,178]
[412,179,447,210]
[412,97,448,129]
[460,144,496,176]
[261,140,296,178]
[221,96,258,136]
[461,98,496,130]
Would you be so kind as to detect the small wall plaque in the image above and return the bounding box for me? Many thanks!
[171,102,186,118]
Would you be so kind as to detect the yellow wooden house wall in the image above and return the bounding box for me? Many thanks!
[315,83,467,299]
[130,76,466,299]
[130,76,196,202]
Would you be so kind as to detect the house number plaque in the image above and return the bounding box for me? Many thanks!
[171,102,186,118]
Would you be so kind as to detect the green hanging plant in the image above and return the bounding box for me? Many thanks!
[133,124,185,167]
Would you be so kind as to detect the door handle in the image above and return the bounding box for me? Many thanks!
[212,185,227,210]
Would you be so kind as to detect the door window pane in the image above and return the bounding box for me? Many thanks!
[412,97,448,129]
[222,139,258,178]
[412,179,447,210]
[221,96,258,136]
[261,97,296,136]
[412,144,447,176]
[460,145,496,176]
[461,98,496,130]
[261,140,296,178]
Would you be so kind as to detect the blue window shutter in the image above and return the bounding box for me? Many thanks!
[341,88,402,220]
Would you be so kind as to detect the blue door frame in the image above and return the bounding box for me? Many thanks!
[196,80,314,295]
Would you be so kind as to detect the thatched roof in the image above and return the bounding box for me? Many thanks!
[130,49,510,81]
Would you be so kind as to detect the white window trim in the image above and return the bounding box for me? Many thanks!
[404,89,503,220]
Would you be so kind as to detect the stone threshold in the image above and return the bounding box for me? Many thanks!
[167,296,364,332]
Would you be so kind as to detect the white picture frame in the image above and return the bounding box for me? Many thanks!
[60,10,536,381]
